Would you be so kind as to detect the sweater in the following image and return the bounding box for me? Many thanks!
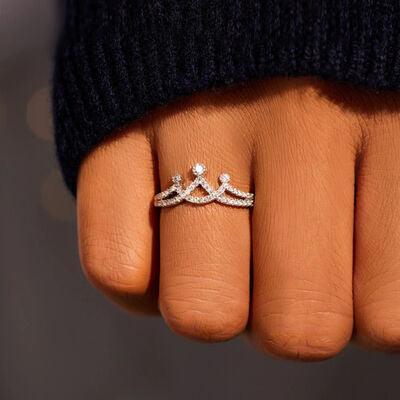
[53,0,400,195]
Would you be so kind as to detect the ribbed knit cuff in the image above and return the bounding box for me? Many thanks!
[53,0,400,195]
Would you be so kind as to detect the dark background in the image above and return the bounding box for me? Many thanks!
[2,1,400,399]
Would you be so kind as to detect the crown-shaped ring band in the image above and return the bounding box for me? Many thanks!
[154,163,254,208]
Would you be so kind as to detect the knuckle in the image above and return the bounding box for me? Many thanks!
[79,232,149,294]
[357,315,400,350]
[356,279,400,350]
[161,294,248,342]
[259,332,345,361]
[253,311,351,361]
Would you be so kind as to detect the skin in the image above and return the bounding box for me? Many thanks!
[77,77,400,361]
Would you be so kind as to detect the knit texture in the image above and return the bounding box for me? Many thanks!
[53,0,400,195]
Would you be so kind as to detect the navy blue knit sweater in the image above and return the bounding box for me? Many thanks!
[53,0,400,195]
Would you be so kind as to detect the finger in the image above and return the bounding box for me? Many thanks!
[153,96,253,341]
[354,105,400,350]
[250,84,357,360]
[77,123,159,315]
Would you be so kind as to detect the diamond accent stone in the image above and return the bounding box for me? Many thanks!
[192,163,206,176]
[219,173,230,183]
[172,174,182,184]
[154,163,254,208]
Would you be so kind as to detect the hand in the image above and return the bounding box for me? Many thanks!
[76,77,400,360]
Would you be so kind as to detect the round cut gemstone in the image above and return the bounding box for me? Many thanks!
[192,163,206,176]
[172,174,182,183]
[219,173,230,183]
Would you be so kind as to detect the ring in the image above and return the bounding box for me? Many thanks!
[154,163,254,208]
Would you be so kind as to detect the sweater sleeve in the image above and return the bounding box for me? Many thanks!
[53,0,400,195]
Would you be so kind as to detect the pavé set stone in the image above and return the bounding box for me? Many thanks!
[154,163,254,208]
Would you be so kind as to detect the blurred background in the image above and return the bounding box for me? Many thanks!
[2,1,400,399]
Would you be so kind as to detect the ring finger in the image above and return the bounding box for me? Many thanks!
[153,95,254,341]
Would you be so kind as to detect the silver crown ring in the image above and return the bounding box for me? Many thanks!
[154,163,254,208]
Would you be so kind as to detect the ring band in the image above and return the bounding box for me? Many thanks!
[154,163,254,208]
